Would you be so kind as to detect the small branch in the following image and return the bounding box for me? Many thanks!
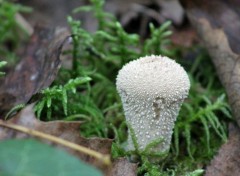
[15,13,34,36]
[0,120,111,166]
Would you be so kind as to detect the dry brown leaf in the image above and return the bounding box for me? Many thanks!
[106,0,184,26]
[19,0,86,27]
[171,27,199,47]
[180,0,240,54]
[107,158,137,176]
[205,123,240,176]
[0,26,69,116]
[0,105,112,172]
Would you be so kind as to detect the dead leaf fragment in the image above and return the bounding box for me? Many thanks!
[107,158,138,176]
[171,27,199,47]
[205,123,240,176]
[0,26,69,116]
[19,0,86,27]
[180,0,240,54]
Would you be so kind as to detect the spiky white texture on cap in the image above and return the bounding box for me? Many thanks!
[116,55,190,152]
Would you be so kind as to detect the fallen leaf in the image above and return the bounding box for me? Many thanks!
[0,26,69,116]
[107,158,137,176]
[205,123,240,176]
[19,0,86,27]
[171,26,199,47]
[180,0,240,54]
[156,0,184,26]
[106,0,184,26]
[0,105,112,173]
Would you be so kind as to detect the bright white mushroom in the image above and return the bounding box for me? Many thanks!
[116,55,190,153]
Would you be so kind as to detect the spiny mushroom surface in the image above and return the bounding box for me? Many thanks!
[116,55,190,153]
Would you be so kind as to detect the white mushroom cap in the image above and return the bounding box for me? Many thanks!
[116,55,190,153]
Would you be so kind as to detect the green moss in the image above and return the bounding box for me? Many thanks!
[0,0,31,64]
[0,61,7,76]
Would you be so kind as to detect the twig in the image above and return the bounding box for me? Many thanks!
[0,120,111,166]
[15,13,33,36]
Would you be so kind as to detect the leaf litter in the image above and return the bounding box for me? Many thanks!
[180,0,240,175]
[0,26,69,116]
[205,123,240,176]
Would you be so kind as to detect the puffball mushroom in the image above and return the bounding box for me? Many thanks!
[116,55,190,153]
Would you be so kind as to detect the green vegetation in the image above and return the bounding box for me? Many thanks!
[1,0,232,175]
[0,0,31,64]
[0,60,7,76]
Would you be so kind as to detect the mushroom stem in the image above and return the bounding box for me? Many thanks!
[116,55,190,156]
